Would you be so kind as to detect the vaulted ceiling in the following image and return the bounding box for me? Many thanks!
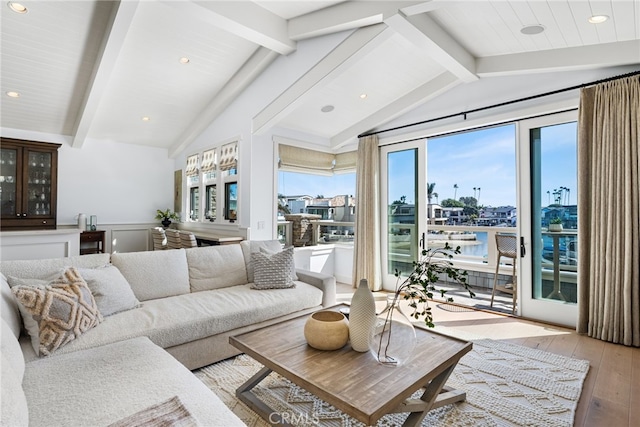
[2,1,639,156]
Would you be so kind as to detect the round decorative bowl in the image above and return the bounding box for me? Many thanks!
[304,310,349,351]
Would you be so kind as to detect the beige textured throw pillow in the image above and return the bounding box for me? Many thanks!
[10,267,103,356]
[251,246,296,289]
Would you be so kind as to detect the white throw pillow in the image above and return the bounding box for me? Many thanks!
[77,265,140,317]
[251,246,296,290]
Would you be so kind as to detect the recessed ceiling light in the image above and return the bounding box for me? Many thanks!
[360,93,367,99]
[588,15,609,24]
[8,2,27,13]
[320,105,334,113]
[179,57,190,64]
[142,116,151,122]
[520,25,545,35]
[6,91,20,98]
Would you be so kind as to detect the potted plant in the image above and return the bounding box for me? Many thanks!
[549,217,563,232]
[155,209,180,228]
[371,243,475,365]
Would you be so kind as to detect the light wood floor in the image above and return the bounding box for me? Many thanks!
[336,283,640,427]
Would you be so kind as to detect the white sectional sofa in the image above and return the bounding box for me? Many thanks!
[0,240,336,426]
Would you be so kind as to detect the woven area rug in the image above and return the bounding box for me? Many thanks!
[195,339,589,427]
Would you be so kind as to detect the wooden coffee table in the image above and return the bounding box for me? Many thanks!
[229,304,472,426]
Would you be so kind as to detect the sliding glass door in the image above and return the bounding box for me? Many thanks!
[518,111,578,327]
[379,111,579,327]
[380,140,426,289]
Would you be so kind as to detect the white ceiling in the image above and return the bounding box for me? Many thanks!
[1,1,639,154]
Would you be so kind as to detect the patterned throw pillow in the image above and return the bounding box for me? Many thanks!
[11,267,103,356]
[251,246,296,290]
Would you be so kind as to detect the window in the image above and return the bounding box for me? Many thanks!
[185,141,238,225]
[205,184,216,221]
[185,154,200,221]
[225,182,237,221]
[277,143,357,245]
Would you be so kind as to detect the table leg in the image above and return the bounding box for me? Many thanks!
[545,234,566,301]
[236,366,293,427]
[397,363,464,427]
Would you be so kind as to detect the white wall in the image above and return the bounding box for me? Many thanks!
[375,65,640,144]
[57,139,175,226]
[1,128,175,231]
[176,31,352,239]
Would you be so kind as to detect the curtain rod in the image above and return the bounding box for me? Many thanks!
[358,69,640,138]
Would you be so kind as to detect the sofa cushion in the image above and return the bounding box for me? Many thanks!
[22,337,244,427]
[10,268,103,356]
[30,282,323,358]
[0,253,111,280]
[1,273,22,339]
[111,249,190,301]
[186,245,248,292]
[1,352,29,427]
[1,317,25,382]
[77,265,140,317]
[252,246,296,289]
[241,239,297,282]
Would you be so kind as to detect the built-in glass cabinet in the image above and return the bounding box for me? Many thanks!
[0,138,61,230]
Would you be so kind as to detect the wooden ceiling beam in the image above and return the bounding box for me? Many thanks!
[477,40,640,76]
[164,0,296,55]
[386,11,478,83]
[71,1,139,148]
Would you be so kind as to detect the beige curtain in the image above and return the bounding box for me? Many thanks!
[577,74,640,347]
[352,135,381,290]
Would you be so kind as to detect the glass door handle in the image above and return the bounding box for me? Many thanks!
[520,237,526,257]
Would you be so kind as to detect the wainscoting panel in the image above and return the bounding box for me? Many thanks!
[0,229,81,261]
[110,227,151,253]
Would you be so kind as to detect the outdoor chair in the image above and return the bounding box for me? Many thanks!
[165,229,183,249]
[150,227,167,250]
[491,234,517,314]
[179,230,198,248]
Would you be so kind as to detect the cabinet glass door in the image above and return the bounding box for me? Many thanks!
[26,151,53,217]
[0,148,18,217]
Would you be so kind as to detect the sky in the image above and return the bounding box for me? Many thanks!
[279,121,577,208]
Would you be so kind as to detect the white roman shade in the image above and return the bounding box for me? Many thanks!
[185,154,199,177]
[278,145,336,176]
[279,144,357,176]
[333,151,358,174]
[219,142,238,171]
[201,149,217,173]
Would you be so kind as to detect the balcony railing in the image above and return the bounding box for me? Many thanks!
[277,221,576,296]
[277,220,354,247]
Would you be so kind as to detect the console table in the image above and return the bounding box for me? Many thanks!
[80,230,105,255]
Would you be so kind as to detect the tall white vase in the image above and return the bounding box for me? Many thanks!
[349,279,377,352]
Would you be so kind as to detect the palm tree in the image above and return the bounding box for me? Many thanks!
[477,187,481,204]
[453,183,459,200]
[473,187,477,199]
[427,182,436,203]
[547,190,551,205]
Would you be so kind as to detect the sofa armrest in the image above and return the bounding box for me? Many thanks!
[295,269,336,307]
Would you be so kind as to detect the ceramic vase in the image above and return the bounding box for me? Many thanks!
[349,279,377,352]
[303,311,349,351]
[370,294,416,367]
